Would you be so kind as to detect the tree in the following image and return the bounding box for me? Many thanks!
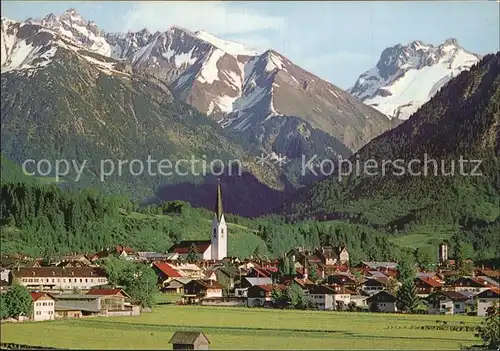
[286,282,309,309]
[476,301,500,349]
[270,286,285,307]
[186,244,199,263]
[396,255,420,313]
[396,280,421,313]
[0,294,8,320]
[125,265,158,308]
[101,259,158,308]
[4,284,33,319]
[308,267,319,283]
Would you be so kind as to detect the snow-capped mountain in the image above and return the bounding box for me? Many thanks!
[1,9,393,153]
[349,39,482,120]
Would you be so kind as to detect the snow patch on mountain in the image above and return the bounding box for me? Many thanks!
[350,39,481,120]
[194,30,259,56]
[197,48,226,84]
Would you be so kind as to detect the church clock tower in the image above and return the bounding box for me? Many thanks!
[211,179,227,260]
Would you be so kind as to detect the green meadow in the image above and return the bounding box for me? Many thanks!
[1,305,481,349]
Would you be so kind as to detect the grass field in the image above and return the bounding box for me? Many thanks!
[0,305,482,350]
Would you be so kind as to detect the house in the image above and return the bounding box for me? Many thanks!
[333,291,351,310]
[90,245,136,261]
[476,288,500,316]
[53,292,138,317]
[325,273,358,291]
[361,277,390,295]
[136,252,171,262]
[307,285,336,310]
[427,291,468,315]
[86,288,131,299]
[449,277,491,293]
[162,278,191,294]
[367,291,397,313]
[350,295,369,308]
[58,254,92,267]
[414,276,442,296]
[183,280,223,304]
[1,268,11,283]
[417,272,444,284]
[31,292,55,322]
[201,296,247,307]
[152,261,183,287]
[214,266,240,290]
[12,267,108,291]
[241,277,273,289]
[175,263,205,279]
[169,240,212,261]
[169,331,210,350]
[247,284,287,307]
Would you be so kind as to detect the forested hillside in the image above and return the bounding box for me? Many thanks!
[281,53,500,262]
[0,180,420,264]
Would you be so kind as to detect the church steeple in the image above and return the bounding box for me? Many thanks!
[211,179,227,261]
[215,178,223,221]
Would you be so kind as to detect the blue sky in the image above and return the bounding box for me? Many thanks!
[2,1,499,89]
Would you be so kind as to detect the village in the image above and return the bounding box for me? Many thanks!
[0,183,499,324]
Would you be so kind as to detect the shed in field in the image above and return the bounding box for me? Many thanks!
[168,331,210,350]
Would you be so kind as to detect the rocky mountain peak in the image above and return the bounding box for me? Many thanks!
[349,38,481,120]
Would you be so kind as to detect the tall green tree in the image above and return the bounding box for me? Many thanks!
[476,301,500,349]
[396,280,421,313]
[4,284,33,319]
[396,256,420,313]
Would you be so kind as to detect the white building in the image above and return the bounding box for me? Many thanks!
[12,267,108,291]
[427,291,468,315]
[476,289,500,316]
[31,292,55,321]
[333,292,351,309]
[307,285,336,310]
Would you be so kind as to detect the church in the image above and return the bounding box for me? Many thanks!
[168,181,228,261]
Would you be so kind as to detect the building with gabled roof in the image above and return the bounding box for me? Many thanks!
[427,291,468,315]
[476,288,500,316]
[169,331,210,350]
[11,267,108,292]
[86,288,130,299]
[31,292,55,321]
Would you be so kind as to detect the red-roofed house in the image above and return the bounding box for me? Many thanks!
[450,277,491,293]
[31,292,55,321]
[152,262,183,287]
[169,240,212,260]
[415,276,443,296]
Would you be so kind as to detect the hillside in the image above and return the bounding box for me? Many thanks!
[0,180,413,264]
[282,53,500,259]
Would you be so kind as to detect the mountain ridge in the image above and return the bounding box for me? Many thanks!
[349,38,482,120]
[2,9,393,155]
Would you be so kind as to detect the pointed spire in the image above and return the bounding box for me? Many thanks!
[215,178,223,221]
